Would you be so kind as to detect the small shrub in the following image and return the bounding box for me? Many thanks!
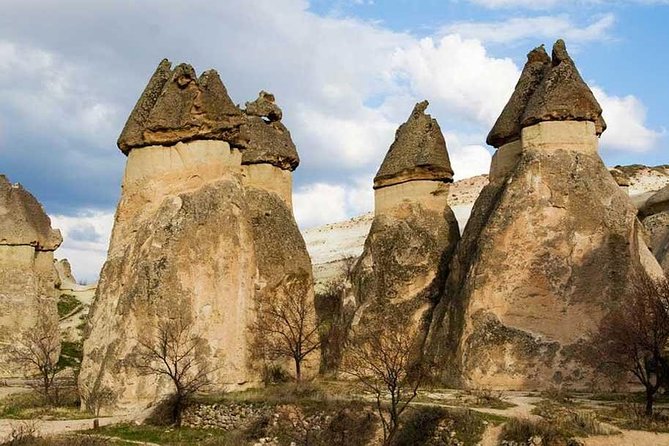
[392,407,445,446]
[541,387,574,405]
[57,295,81,318]
[320,402,376,446]
[5,420,38,446]
[57,341,83,369]
[501,418,565,446]
[243,413,272,441]
[145,394,181,427]
[261,364,291,385]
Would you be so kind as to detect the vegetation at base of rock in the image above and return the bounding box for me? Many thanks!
[589,274,669,416]
[596,401,669,433]
[249,272,322,382]
[455,388,515,410]
[391,407,486,446]
[91,423,233,445]
[0,389,88,420]
[530,399,615,437]
[343,309,429,445]
[57,294,81,318]
[57,340,83,369]
[500,418,571,446]
[136,306,215,427]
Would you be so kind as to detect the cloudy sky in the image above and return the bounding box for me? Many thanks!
[0,0,667,281]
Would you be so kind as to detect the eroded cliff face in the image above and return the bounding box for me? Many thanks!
[424,41,662,390]
[80,61,313,413]
[0,175,62,378]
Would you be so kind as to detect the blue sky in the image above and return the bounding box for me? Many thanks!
[0,0,667,280]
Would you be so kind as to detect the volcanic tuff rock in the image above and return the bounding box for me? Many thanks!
[638,185,669,274]
[374,101,454,189]
[80,60,313,413]
[321,102,460,372]
[424,40,662,390]
[0,176,62,377]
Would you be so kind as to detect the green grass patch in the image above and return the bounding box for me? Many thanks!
[58,340,84,369]
[57,294,82,318]
[596,402,669,433]
[392,406,487,446]
[0,390,90,420]
[531,399,616,437]
[92,423,237,445]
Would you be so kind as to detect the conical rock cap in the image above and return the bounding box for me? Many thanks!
[374,101,453,189]
[487,46,551,148]
[522,40,606,134]
[117,60,244,153]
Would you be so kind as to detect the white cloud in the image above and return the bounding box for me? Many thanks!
[468,0,669,9]
[51,210,114,282]
[593,86,664,152]
[443,14,615,45]
[390,35,520,126]
[293,183,349,229]
[450,145,493,181]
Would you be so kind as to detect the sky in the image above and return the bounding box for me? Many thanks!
[0,0,667,281]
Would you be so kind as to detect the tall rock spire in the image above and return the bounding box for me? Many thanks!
[424,40,660,390]
[374,101,453,189]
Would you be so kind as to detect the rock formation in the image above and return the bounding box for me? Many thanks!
[79,60,313,413]
[0,175,62,377]
[425,40,663,390]
[319,102,460,372]
[638,185,669,274]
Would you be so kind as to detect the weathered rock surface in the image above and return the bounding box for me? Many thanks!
[319,102,460,372]
[373,101,453,189]
[424,40,661,390]
[0,176,62,377]
[522,40,606,135]
[117,60,245,153]
[80,60,313,413]
[487,46,550,148]
[638,185,669,275]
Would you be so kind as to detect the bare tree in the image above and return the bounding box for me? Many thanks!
[79,383,115,417]
[250,272,321,382]
[343,309,428,445]
[136,311,214,426]
[9,309,62,405]
[591,273,669,416]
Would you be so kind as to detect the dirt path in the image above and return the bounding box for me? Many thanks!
[583,428,669,446]
[0,410,150,443]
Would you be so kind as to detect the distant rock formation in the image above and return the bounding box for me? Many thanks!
[319,101,460,372]
[425,41,663,390]
[0,175,62,377]
[638,185,669,274]
[79,60,313,413]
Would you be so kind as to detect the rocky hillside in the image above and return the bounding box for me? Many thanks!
[304,165,669,287]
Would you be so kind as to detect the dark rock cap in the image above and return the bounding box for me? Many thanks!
[233,92,299,171]
[117,59,245,154]
[245,91,282,122]
[0,175,62,251]
[522,40,606,134]
[487,46,551,148]
[373,101,453,189]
